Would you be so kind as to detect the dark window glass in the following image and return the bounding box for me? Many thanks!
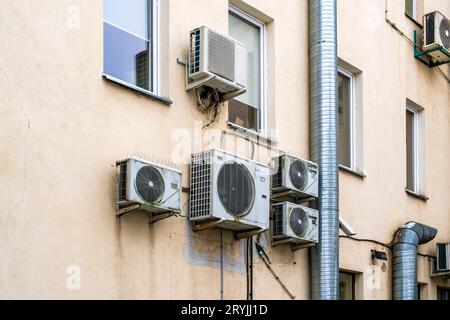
[406,109,416,191]
[437,287,450,300]
[339,272,355,300]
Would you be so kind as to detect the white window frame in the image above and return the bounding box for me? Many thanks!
[406,106,420,193]
[103,0,160,95]
[412,0,418,20]
[338,67,356,171]
[228,4,267,136]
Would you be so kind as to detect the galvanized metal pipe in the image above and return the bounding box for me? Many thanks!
[392,222,437,300]
[309,0,340,300]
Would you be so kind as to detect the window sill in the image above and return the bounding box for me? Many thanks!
[227,122,278,145]
[405,13,423,28]
[102,74,173,105]
[405,189,429,201]
[339,165,366,179]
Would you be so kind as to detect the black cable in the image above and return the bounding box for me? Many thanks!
[340,235,436,258]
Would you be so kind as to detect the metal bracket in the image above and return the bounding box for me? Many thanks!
[270,190,315,204]
[150,211,177,224]
[291,243,316,252]
[414,31,450,68]
[235,228,266,240]
[116,204,141,216]
[192,219,225,232]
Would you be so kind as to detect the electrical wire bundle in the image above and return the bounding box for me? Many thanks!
[195,86,221,129]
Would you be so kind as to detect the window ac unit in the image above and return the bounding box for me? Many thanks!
[188,26,247,95]
[189,149,270,232]
[437,242,450,272]
[116,157,182,214]
[272,202,319,244]
[271,154,319,199]
[423,11,450,63]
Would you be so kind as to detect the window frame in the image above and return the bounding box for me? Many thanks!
[103,0,161,96]
[228,4,267,136]
[339,271,356,300]
[338,67,357,171]
[406,106,420,193]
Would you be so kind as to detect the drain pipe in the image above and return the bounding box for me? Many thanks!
[392,222,437,300]
[309,0,340,300]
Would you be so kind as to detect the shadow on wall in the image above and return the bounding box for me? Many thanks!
[183,219,270,274]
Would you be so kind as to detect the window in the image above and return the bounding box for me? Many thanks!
[339,272,355,300]
[228,5,265,133]
[338,69,355,169]
[406,106,422,193]
[437,287,450,300]
[405,0,424,23]
[103,0,159,94]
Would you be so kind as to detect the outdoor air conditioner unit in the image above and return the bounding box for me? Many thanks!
[437,242,450,272]
[187,26,247,97]
[189,149,270,232]
[271,154,319,199]
[423,11,450,63]
[116,157,182,215]
[272,202,319,245]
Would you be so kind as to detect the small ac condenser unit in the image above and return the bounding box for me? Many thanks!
[116,157,182,214]
[423,11,450,63]
[271,154,319,199]
[272,202,319,245]
[188,26,247,95]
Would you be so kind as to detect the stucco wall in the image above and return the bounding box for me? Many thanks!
[0,0,448,299]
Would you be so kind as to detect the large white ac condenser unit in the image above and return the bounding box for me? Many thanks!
[189,149,270,232]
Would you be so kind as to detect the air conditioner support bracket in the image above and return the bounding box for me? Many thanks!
[270,191,315,204]
[149,211,177,225]
[116,204,141,216]
[235,228,266,240]
[414,31,450,68]
[291,243,316,252]
[192,219,225,232]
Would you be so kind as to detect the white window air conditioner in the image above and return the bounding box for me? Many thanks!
[189,149,270,232]
[116,157,182,215]
[437,242,450,272]
[187,26,247,96]
[271,154,319,199]
[423,11,450,63]
[271,202,319,245]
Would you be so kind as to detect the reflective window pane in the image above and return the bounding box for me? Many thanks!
[228,11,262,131]
[104,0,151,40]
[338,72,352,168]
[104,22,151,90]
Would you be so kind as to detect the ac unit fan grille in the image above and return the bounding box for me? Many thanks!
[190,152,212,218]
[272,205,284,237]
[440,18,450,50]
[271,157,283,189]
[217,162,255,217]
[208,30,235,82]
[289,159,308,190]
[135,166,165,203]
[289,208,310,238]
[190,30,201,75]
[118,161,127,202]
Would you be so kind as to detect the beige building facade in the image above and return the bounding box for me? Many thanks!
[0,0,449,299]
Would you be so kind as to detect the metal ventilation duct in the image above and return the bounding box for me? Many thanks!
[308,0,340,300]
[392,222,438,300]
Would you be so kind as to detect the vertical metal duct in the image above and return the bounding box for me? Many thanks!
[309,0,339,300]
[392,222,437,300]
